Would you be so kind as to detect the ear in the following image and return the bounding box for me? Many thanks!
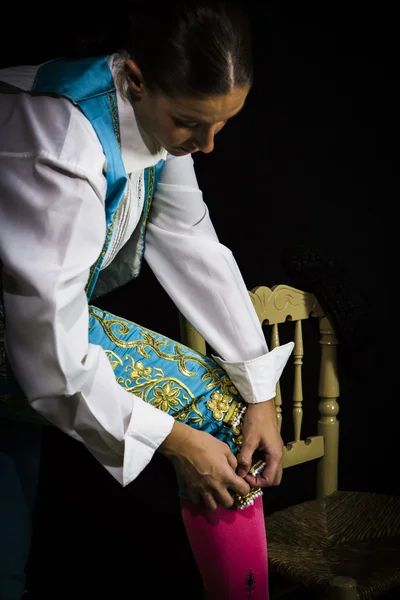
[124,58,145,97]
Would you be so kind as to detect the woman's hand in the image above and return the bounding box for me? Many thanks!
[237,400,284,488]
[159,421,250,510]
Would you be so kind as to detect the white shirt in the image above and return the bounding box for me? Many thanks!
[0,57,293,486]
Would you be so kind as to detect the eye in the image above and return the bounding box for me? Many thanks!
[173,119,200,131]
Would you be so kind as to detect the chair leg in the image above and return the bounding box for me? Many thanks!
[329,576,358,600]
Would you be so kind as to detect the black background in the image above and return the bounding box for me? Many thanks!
[0,2,391,598]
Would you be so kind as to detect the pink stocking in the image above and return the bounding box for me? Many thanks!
[180,496,269,600]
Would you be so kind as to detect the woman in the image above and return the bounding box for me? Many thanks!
[0,1,293,598]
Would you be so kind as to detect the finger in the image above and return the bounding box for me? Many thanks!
[226,452,238,471]
[245,461,283,488]
[200,492,218,511]
[262,455,281,485]
[216,489,235,509]
[244,473,269,488]
[237,438,257,477]
[230,473,251,497]
[273,465,283,486]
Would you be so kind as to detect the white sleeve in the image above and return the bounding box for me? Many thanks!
[0,96,174,486]
[145,153,293,403]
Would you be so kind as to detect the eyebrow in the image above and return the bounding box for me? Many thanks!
[175,104,245,125]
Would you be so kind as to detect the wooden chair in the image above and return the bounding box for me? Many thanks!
[179,284,400,600]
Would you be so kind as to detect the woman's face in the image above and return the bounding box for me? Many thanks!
[132,84,249,156]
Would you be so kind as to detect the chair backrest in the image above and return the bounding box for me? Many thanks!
[179,284,340,499]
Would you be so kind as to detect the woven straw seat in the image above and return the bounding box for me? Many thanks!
[266,491,400,599]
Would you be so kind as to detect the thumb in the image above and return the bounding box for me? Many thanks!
[237,438,257,478]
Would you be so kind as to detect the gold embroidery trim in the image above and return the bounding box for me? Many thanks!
[107,92,121,148]
[89,307,237,399]
[105,352,206,425]
[85,92,122,297]
[90,307,263,508]
[85,210,120,297]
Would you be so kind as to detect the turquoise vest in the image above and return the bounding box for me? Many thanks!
[0,55,165,416]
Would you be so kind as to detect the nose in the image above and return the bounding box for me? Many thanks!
[193,127,216,154]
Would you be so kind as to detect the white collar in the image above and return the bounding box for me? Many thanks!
[109,55,168,173]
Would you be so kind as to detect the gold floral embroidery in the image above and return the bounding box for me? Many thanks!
[201,371,239,399]
[152,382,181,412]
[125,356,152,380]
[89,308,260,475]
[89,307,250,431]
[111,354,206,425]
[89,308,235,399]
[174,401,206,425]
[206,391,233,421]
